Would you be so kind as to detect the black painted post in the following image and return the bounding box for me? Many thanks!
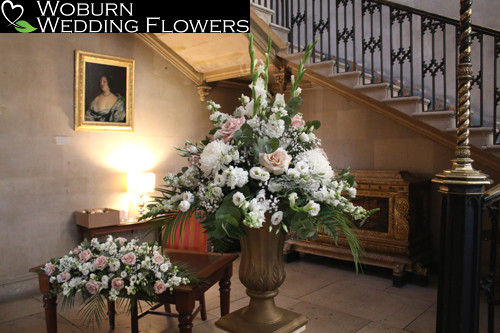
[432,0,492,332]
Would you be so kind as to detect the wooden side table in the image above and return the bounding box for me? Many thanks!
[30,250,238,333]
[76,220,159,243]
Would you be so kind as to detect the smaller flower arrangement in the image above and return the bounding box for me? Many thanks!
[42,236,193,326]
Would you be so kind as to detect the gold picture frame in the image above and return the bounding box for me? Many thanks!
[74,50,134,132]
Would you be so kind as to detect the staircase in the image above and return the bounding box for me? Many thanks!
[251,0,500,158]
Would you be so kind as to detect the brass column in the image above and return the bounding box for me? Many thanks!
[432,0,492,332]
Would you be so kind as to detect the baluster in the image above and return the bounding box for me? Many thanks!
[470,31,484,126]
[495,36,500,145]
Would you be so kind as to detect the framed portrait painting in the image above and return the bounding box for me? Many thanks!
[74,50,135,131]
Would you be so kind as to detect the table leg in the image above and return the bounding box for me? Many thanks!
[37,271,57,333]
[219,265,233,316]
[107,300,115,329]
[130,298,138,333]
[42,292,57,333]
[175,294,195,333]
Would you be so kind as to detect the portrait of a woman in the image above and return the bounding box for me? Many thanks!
[84,62,128,123]
[85,74,126,122]
[75,50,134,131]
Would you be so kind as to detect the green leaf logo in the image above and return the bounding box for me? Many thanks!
[14,20,36,33]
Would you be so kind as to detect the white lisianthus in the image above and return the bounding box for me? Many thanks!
[271,211,283,225]
[267,180,283,193]
[232,192,246,206]
[178,200,191,212]
[299,132,310,142]
[211,186,223,197]
[160,262,171,272]
[305,200,321,216]
[249,167,270,182]
[288,192,298,205]
[347,187,357,197]
[213,173,227,187]
[181,191,194,203]
[295,161,309,174]
[287,168,300,179]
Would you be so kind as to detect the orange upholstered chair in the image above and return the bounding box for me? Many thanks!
[139,212,209,322]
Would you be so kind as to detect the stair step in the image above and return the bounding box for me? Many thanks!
[281,51,312,65]
[270,23,290,45]
[354,83,390,100]
[382,96,427,115]
[251,3,274,25]
[482,144,500,158]
[305,60,336,77]
[444,126,494,147]
[328,71,363,88]
[412,110,455,131]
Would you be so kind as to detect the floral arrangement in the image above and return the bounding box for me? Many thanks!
[141,34,376,265]
[42,235,192,325]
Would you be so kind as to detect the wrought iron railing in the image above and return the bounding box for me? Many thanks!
[252,0,500,145]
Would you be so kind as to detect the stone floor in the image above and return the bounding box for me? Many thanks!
[0,254,498,333]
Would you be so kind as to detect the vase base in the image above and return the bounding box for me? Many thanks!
[215,306,308,333]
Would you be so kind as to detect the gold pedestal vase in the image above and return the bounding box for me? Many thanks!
[215,220,308,333]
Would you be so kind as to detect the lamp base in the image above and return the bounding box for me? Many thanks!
[214,306,307,333]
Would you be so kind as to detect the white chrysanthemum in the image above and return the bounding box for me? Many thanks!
[199,140,234,176]
[297,148,334,181]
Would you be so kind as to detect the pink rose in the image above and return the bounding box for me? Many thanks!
[154,281,167,294]
[259,148,292,175]
[121,252,137,266]
[291,115,306,128]
[85,280,101,295]
[111,278,124,291]
[57,271,71,283]
[73,247,81,255]
[78,249,92,263]
[152,252,165,265]
[115,237,127,246]
[215,117,245,143]
[93,255,108,270]
[44,263,56,276]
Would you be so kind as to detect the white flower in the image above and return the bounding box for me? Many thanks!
[297,148,334,181]
[299,132,310,142]
[273,93,285,108]
[178,200,191,212]
[347,187,357,197]
[263,119,285,138]
[181,191,194,202]
[271,211,283,225]
[295,161,309,174]
[305,200,321,216]
[213,173,227,187]
[249,167,270,182]
[232,192,246,206]
[267,180,283,193]
[225,166,249,189]
[199,140,234,176]
[287,168,300,179]
[160,262,171,272]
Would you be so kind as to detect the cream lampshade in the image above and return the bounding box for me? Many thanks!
[127,172,155,218]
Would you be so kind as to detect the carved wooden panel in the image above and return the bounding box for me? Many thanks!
[284,170,433,286]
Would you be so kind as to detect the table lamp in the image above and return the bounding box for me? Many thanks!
[127,172,155,218]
